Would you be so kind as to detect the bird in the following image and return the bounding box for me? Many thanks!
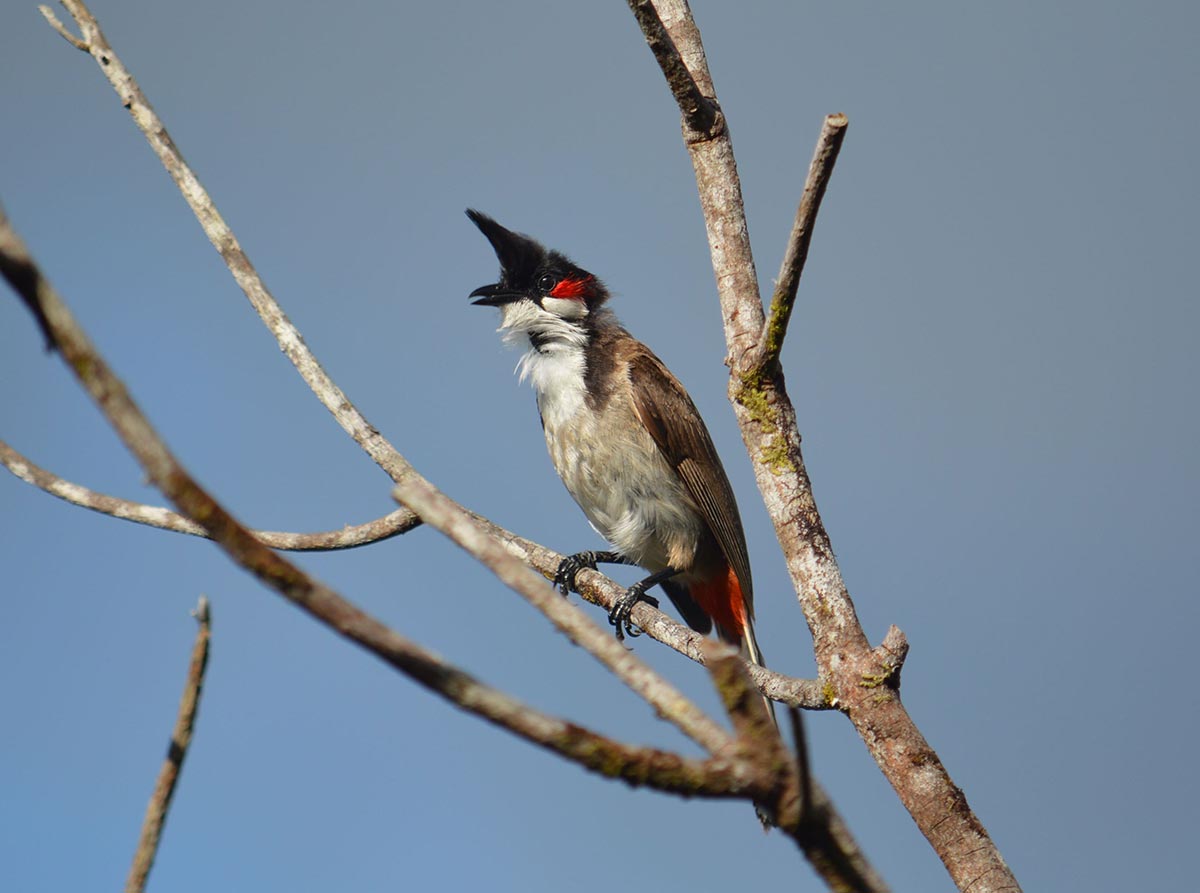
[466,209,767,677]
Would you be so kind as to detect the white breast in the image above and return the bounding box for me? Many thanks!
[525,347,702,575]
[494,300,703,574]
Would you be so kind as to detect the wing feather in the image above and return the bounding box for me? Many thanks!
[627,350,754,614]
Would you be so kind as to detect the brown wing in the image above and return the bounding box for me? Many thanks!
[627,349,754,614]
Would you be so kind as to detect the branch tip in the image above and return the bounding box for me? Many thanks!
[756,112,849,370]
[38,4,89,51]
[191,595,210,625]
[125,588,212,893]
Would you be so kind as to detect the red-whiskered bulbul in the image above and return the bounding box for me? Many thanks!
[466,210,769,679]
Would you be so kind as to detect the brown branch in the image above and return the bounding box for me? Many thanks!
[0,205,774,805]
[753,112,849,371]
[395,479,733,754]
[0,438,418,550]
[125,596,211,893]
[630,2,1022,891]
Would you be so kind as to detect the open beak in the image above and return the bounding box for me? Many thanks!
[469,283,525,306]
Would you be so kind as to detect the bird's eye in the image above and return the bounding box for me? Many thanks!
[537,273,557,293]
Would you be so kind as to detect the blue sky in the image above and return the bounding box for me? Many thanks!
[2,1,1197,890]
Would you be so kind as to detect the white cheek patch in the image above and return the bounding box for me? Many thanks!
[498,299,543,334]
[542,296,589,320]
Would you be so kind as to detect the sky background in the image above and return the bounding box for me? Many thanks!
[2,1,1197,890]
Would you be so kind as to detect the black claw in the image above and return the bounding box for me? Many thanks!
[554,551,601,597]
[607,586,659,641]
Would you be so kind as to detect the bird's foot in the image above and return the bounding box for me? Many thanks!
[608,583,660,641]
[554,551,605,597]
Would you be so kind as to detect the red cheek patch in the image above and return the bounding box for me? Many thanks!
[549,276,593,300]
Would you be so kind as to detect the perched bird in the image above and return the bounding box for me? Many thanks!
[466,209,765,675]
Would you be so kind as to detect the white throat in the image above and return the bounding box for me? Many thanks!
[494,299,589,429]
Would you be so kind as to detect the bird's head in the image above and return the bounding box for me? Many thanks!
[466,210,608,346]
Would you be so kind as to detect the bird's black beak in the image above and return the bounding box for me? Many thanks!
[469,283,524,306]
[466,208,544,306]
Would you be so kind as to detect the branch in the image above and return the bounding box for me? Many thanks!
[753,112,849,371]
[0,205,774,805]
[625,0,718,138]
[630,3,1022,891]
[0,439,418,550]
[125,596,211,893]
[352,484,882,893]
[474,514,831,710]
[395,479,732,754]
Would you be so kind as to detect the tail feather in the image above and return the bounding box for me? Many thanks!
[686,566,776,727]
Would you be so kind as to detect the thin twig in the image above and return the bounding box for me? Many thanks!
[396,479,733,754]
[125,596,211,893]
[0,439,418,550]
[755,112,849,371]
[0,205,770,803]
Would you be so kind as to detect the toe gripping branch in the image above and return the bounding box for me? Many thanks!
[554,550,630,596]
[553,552,676,642]
[609,568,679,641]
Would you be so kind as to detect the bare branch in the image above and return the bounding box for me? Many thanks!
[0,439,418,550]
[396,478,733,754]
[0,205,771,803]
[754,112,849,371]
[43,0,415,487]
[125,596,211,893]
[630,3,1022,891]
